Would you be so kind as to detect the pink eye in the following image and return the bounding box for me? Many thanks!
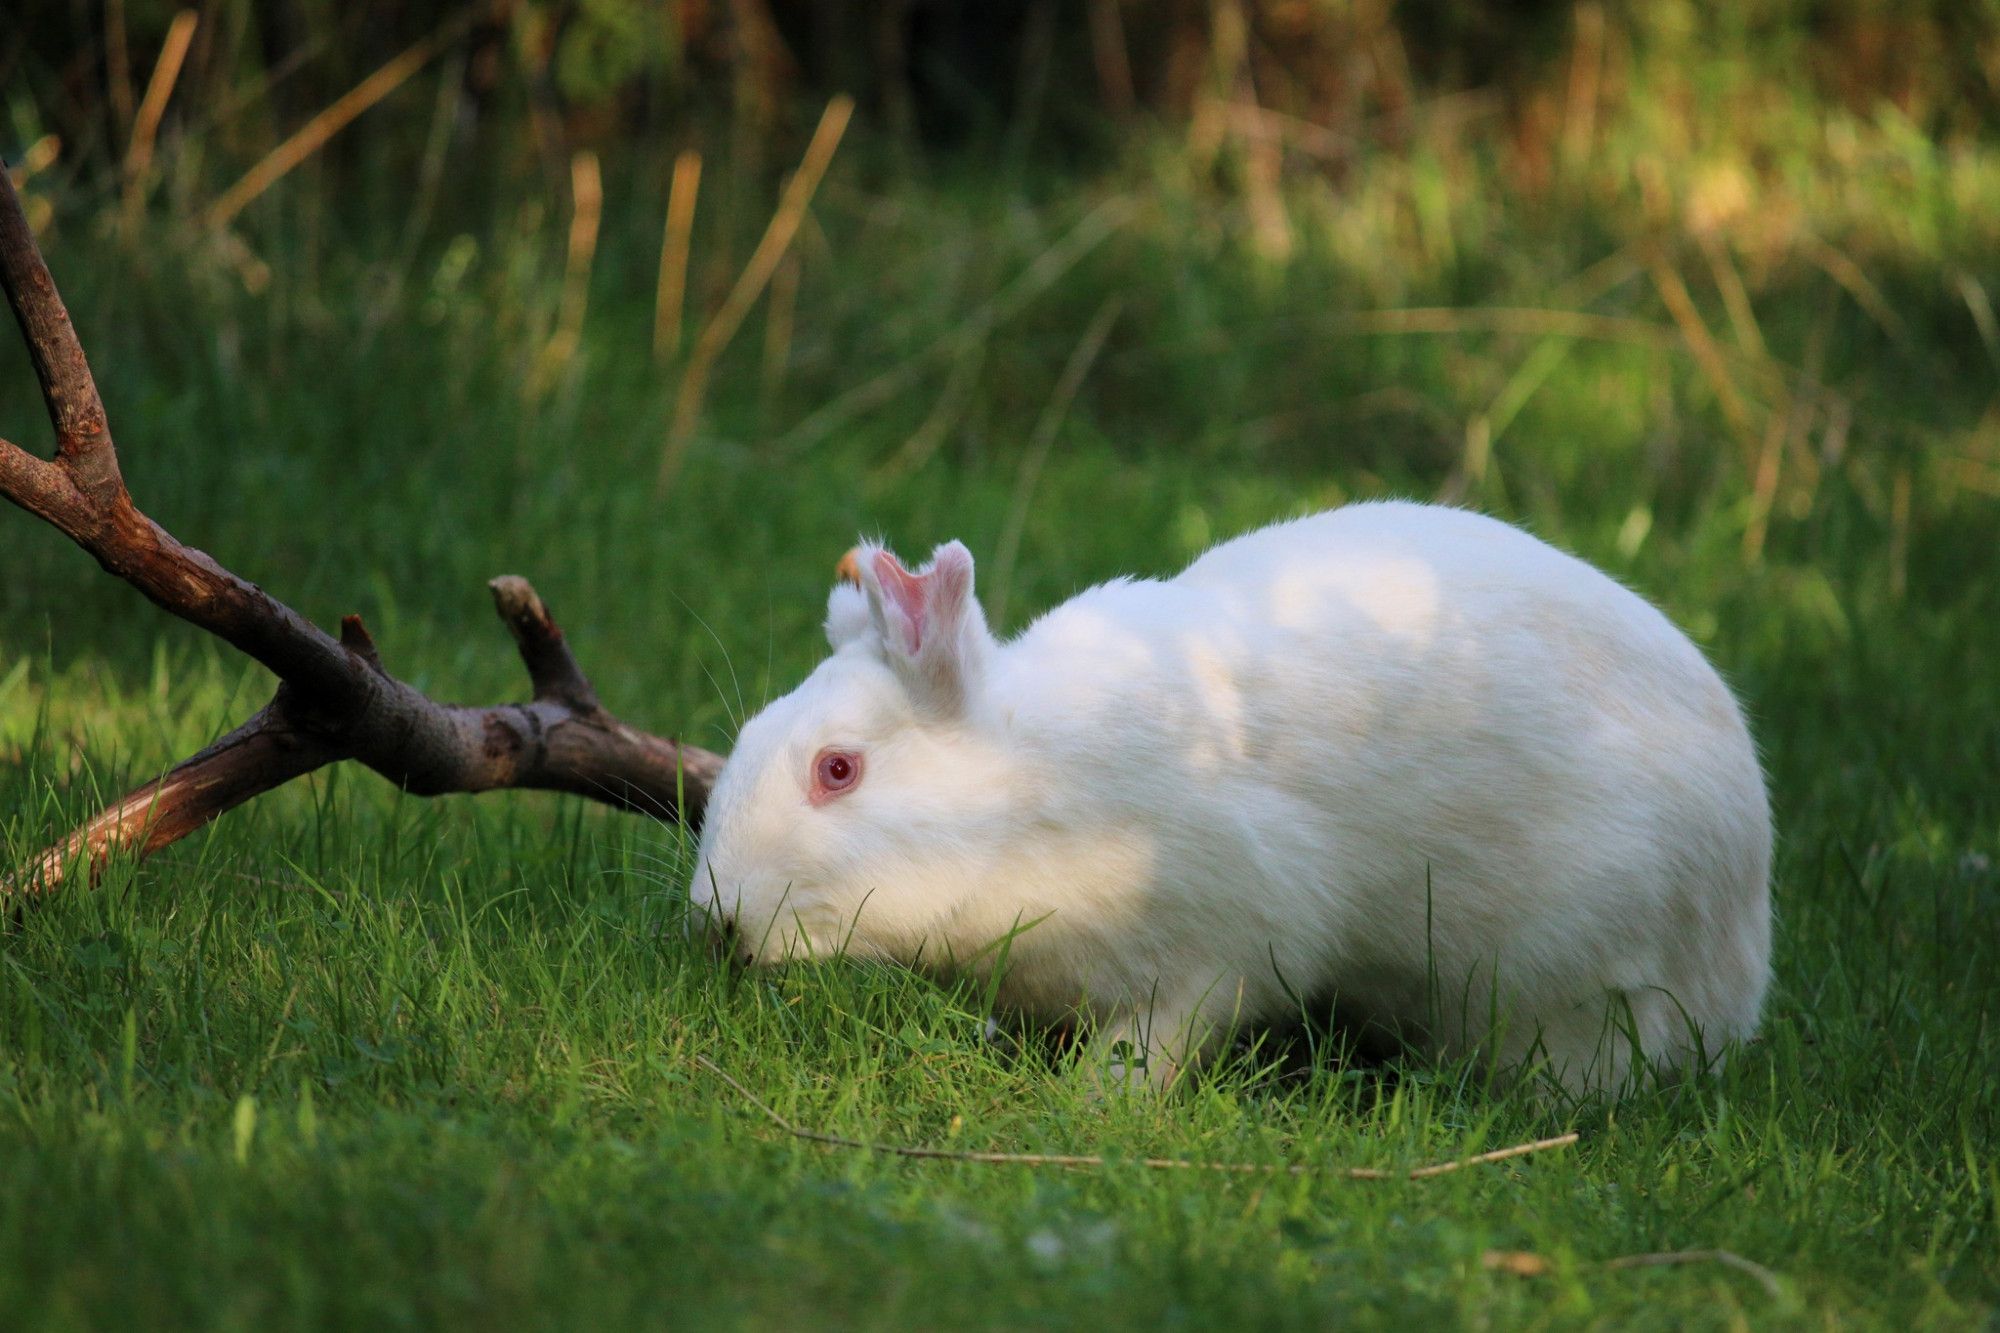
[810,748,864,804]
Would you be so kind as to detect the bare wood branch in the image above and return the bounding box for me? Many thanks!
[24,706,337,889]
[490,575,597,709]
[0,168,723,896]
[0,172,118,494]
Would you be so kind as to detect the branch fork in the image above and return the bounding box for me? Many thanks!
[0,169,722,895]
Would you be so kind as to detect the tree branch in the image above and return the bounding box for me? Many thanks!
[0,169,723,896]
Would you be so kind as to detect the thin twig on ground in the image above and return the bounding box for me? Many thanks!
[695,1056,1579,1178]
[1484,1246,1784,1298]
[1602,1248,1785,1299]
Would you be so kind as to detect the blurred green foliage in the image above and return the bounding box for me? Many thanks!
[11,0,2000,173]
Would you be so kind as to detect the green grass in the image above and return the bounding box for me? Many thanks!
[2,113,1998,1327]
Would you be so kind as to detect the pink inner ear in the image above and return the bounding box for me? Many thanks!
[872,550,928,653]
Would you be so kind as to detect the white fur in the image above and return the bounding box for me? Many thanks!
[692,503,1772,1094]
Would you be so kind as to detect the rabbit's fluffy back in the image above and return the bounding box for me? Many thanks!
[957,503,1770,1089]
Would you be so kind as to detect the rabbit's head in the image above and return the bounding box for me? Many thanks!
[691,541,1023,965]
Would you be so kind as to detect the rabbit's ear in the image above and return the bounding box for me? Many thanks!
[860,540,992,714]
[826,548,872,650]
[825,581,871,650]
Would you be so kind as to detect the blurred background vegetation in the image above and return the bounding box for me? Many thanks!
[15,0,2000,160]
[10,0,2000,509]
[5,0,2000,686]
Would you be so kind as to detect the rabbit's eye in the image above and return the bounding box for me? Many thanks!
[810,748,864,803]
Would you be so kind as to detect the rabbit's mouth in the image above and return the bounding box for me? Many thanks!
[696,899,826,968]
[708,917,756,968]
[685,893,758,967]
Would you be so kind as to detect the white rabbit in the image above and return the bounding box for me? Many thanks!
[691,502,1771,1094]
